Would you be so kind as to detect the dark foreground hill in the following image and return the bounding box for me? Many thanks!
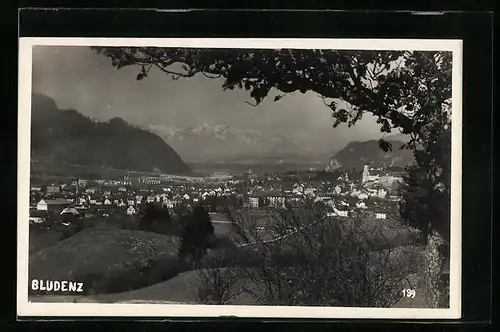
[30,93,191,174]
[331,139,414,172]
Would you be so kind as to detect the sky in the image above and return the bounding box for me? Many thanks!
[31,45,386,156]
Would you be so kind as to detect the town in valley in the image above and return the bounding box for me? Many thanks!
[29,161,404,228]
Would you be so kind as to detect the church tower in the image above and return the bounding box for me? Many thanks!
[362,164,370,183]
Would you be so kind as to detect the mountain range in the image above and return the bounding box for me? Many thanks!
[148,124,317,163]
[149,123,414,170]
[30,94,191,174]
[29,93,414,175]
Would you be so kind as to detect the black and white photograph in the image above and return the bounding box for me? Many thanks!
[17,38,462,319]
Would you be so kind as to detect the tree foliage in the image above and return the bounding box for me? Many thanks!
[92,47,452,150]
[399,123,451,243]
[177,204,215,261]
[137,202,172,233]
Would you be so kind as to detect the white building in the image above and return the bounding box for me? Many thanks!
[362,165,380,183]
[127,206,137,215]
[36,198,70,214]
[334,185,342,195]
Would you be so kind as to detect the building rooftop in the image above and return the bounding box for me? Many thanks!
[39,198,70,205]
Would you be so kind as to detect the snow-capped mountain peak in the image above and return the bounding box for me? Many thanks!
[148,123,311,162]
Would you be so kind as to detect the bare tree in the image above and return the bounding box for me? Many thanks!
[221,204,423,307]
[195,250,242,305]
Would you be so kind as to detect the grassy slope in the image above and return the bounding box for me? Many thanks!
[29,227,183,293]
[28,215,430,307]
[29,230,63,253]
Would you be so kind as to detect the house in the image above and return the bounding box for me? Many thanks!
[103,198,112,205]
[264,191,286,208]
[46,185,61,194]
[126,206,137,215]
[375,213,387,219]
[334,185,342,195]
[356,201,367,209]
[36,198,70,214]
[357,192,369,200]
[29,210,49,223]
[304,187,317,196]
[60,207,80,216]
[248,196,259,208]
[284,193,305,207]
[333,209,349,217]
[163,200,175,209]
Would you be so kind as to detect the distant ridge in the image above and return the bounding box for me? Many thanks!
[30,93,191,174]
[331,139,414,171]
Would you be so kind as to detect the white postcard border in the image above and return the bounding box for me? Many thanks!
[17,37,463,319]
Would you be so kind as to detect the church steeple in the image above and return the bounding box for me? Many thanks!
[362,164,370,183]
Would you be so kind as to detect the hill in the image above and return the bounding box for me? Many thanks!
[30,94,191,174]
[331,139,414,171]
[29,227,187,295]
